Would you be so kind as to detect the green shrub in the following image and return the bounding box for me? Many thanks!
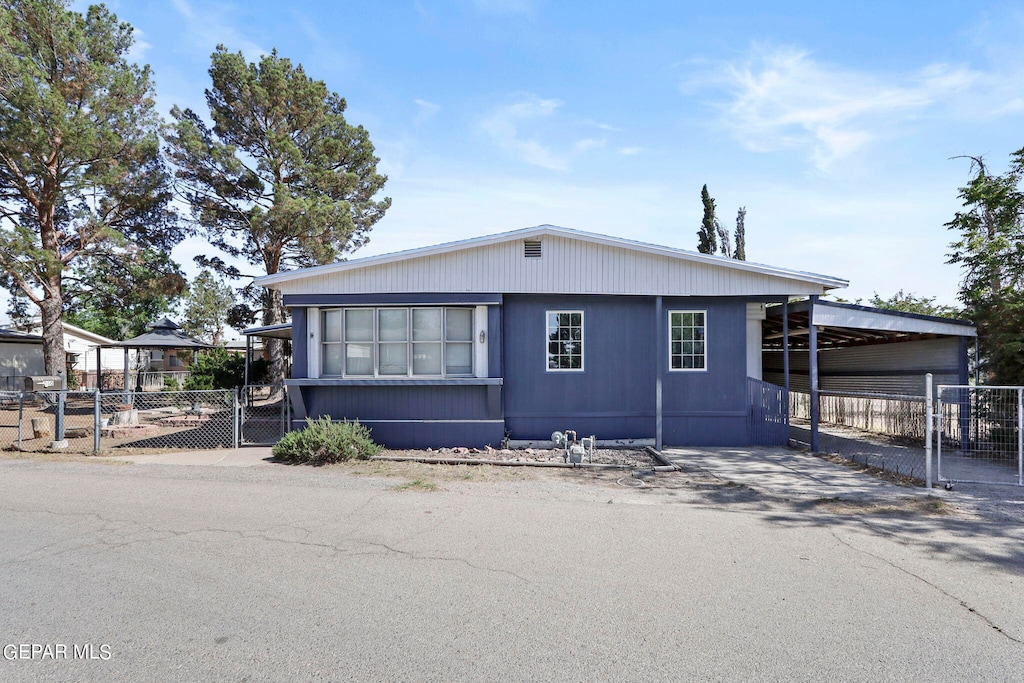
[183,347,245,390]
[272,417,382,465]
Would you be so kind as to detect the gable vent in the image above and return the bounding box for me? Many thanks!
[524,239,543,258]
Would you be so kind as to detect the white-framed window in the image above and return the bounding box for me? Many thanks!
[321,307,475,378]
[546,310,584,371]
[669,310,707,371]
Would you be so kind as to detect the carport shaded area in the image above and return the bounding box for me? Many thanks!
[761,298,976,452]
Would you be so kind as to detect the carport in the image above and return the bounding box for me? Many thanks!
[762,297,976,451]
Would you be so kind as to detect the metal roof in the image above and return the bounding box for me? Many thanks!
[104,317,213,349]
[764,299,976,349]
[0,328,43,344]
[241,323,292,340]
[254,225,850,290]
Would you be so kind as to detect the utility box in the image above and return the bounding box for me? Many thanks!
[24,375,62,392]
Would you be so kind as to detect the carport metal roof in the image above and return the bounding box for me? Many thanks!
[763,299,976,350]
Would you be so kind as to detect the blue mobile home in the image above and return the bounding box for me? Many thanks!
[254,225,849,449]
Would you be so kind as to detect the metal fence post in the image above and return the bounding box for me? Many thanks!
[93,388,101,454]
[1018,387,1023,487]
[233,388,240,449]
[17,391,24,450]
[924,374,933,489]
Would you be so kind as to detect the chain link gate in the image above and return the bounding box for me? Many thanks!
[937,385,1024,487]
[240,384,290,445]
[99,389,238,451]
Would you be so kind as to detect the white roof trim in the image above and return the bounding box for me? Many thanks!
[255,225,849,290]
[812,304,977,338]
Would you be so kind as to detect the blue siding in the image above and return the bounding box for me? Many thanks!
[289,295,761,448]
[661,297,749,446]
[502,295,657,440]
[298,384,504,449]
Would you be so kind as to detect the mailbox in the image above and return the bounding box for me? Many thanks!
[24,375,62,391]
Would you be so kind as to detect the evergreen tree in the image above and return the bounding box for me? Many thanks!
[181,271,236,346]
[697,184,718,255]
[165,46,390,385]
[734,207,747,261]
[946,149,1024,384]
[0,0,184,374]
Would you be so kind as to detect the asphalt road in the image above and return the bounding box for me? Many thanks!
[1,458,1022,682]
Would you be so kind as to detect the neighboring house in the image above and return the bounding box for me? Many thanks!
[254,225,849,448]
[0,321,126,389]
[0,329,44,391]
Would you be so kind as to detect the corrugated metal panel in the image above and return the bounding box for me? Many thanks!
[272,235,829,298]
[763,338,963,396]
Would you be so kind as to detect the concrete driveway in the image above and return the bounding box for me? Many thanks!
[661,446,925,499]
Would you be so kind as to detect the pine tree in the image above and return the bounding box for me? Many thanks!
[0,0,185,374]
[165,46,390,385]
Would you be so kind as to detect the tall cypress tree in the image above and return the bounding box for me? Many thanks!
[734,207,747,261]
[697,184,718,254]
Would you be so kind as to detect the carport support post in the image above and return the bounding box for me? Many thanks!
[782,299,790,393]
[95,347,102,390]
[655,295,664,451]
[809,295,820,453]
[924,373,933,489]
[243,336,251,390]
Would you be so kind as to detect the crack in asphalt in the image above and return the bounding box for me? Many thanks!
[830,530,1024,646]
[0,504,529,584]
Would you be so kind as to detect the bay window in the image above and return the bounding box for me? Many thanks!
[322,307,475,378]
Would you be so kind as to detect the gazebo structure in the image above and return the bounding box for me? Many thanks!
[98,317,213,393]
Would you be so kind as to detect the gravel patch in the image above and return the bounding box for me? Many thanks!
[380,446,658,468]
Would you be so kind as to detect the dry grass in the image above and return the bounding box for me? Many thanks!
[813,495,952,516]
[391,479,441,492]
[0,448,130,465]
[815,451,924,487]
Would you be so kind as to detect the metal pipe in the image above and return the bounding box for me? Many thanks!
[1018,387,1023,487]
[808,295,820,452]
[925,373,933,489]
[17,391,24,450]
[93,388,101,454]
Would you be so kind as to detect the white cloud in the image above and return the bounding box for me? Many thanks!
[127,27,151,61]
[414,98,440,124]
[692,45,980,170]
[170,0,268,62]
[478,94,607,171]
[619,146,642,156]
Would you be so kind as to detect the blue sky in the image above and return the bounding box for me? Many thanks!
[102,0,1024,307]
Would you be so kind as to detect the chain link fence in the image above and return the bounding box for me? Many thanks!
[790,389,929,479]
[0,389,245,454]
[240,384,290,445]
[937,385,1023,486]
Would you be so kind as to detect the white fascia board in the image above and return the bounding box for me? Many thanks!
[255,225,849,291]
[812,307,978,337]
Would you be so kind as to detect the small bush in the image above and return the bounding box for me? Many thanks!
[272,417,382,465]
